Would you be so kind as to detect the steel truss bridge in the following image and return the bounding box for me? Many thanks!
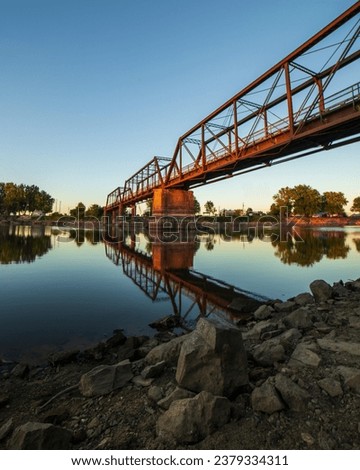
[106,3,360,214]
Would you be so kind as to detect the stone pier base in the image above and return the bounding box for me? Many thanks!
[152,189,195,218]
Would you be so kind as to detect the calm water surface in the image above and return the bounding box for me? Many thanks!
[0,224,359,363]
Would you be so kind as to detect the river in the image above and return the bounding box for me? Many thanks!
[0,223,359,363]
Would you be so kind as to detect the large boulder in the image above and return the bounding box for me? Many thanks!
[283,308,313,330]
[176,316,248,397]
[156,390,231,444]
[79,360,133,397]
[145,335,188,365]
[9,422,72,450]
[310,280,333,303]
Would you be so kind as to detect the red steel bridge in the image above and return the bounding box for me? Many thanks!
[105,3,360,219]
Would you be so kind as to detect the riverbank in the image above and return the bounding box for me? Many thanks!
[1,276,360,450]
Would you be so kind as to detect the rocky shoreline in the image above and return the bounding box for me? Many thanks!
[1,277,360,450]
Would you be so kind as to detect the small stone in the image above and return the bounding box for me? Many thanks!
[9,422,73,450]
[337,366,360,393]
[156,391,231,444]
[0,418,13,441]
[0,394,9,408]
[294,293,315,306]
[132,376,154,387]
[253,305,274,320]
[141,360,166,379]
[274,373,310,411]
[317,378,343,397]
[274,301,296,313]
[283,308,313,330]
[11,363,29,378]
[158,387,196,410]
[79,360,133,397]
[288,343,321,368]
[252,341,286,366]
[251,380,285,414]
[148,385,163,402]
[48,350,79,366]
[301,432,315,446]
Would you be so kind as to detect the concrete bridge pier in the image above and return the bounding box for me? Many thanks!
[150,188,195,235]
[152,188,195,218]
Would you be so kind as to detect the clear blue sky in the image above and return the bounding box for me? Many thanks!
[0,0,359,213]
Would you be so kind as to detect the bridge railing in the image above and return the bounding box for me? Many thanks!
[166,81,360,184]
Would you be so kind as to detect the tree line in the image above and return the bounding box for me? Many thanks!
[270,184,359,217]
[0,182,54,216]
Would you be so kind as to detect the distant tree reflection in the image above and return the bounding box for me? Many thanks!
[0,226,52,264]
[272,229,350,266]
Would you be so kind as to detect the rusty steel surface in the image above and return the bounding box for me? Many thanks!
[106,3,360,215]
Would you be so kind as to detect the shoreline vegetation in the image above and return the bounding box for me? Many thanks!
[1,276,360,450]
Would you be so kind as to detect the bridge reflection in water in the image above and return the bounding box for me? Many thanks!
[104,233,266,332]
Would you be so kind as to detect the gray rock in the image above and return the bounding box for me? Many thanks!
[283,308,313,330]
[176,316,248,397]
[79,360,133,397]
[9,422,72,450]
[0,394,9,408]
[337,366,360,393]
[252,341,286,366]
[251,379,285,414]
[332,282,351,298]
[317,377,343,397]
[288,343,321,368]
[48,350,79,366]
[132,375,154,387]
[274,374,310,411]
[310,280,333,303]
[145,335,188,365]
[141,360,166,379]
[156,390,231,444]
[274,301,296,313]
[317,338,360,356]
[157,386,196,410]
[148,385,164,402]
[0,418,13,441]
[11,363,29,378]
[243,319,279,340]
[347,280,360,291]
[276,328,302,352]
[294,292,315,306]
[253,305,274,320]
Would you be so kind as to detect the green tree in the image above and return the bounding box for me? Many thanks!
[322,191,348,215]
[271,185,322,217]
[0,182,54,215]
[194,197,201,215]
[350,196,360,213]
[204,200,216,215]
[292,185,321,217]
[70,202,86,219]
[85,204,104,219]
[271,186,294,215]
[0,183,5,214]
[3,183,23,214]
